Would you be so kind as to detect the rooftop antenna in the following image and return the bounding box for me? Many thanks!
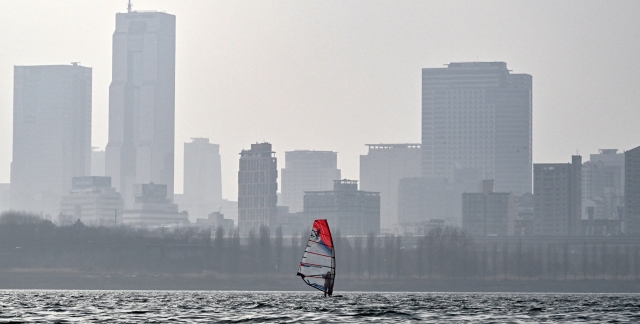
[127,0,132,13]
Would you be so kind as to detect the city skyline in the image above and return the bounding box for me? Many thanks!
[1,1,640,201]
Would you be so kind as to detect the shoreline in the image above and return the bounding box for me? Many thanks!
[1,270,639,293]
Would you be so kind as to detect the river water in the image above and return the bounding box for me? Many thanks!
[0,291,638,323]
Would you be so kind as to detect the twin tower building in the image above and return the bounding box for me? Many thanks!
[11,10,176,216]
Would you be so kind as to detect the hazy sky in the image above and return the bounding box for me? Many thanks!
[1,1,639,200]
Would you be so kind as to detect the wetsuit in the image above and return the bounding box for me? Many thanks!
[323,273,332,297]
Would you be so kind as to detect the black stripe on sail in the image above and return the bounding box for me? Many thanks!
[300,262,334,269]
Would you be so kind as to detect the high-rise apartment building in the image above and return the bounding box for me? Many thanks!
[303,180,380,236]
[583,149,624,198]
[238,143,278,235]
[422,62,532,195]
[582,149,624,221]
[533,156,582,236]
[462,180,516,236]
[105,10,176,207]
[280,150,340,213]
[360,144,420,229]
[625,146,640,233]
[11,64,92,215]
[180,138,223,220]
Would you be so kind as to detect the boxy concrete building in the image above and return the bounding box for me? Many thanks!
[533,156,582,236]
[360,144,420,230]
[304,180,380,235]
[59,176,123,226]
[462,180,515,236]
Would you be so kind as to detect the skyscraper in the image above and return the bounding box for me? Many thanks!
[180,138,223,220]
[360,144,421,229]
[281,150,340,213]
[91,147,105,176]
[0,184,9,213]
[11,64,92,215]
[582,149,624,220]
[625,146,640,234]
[533,155,582,236]
[422,62,532,195]
[105,10,176,207]
[238,143,278,235]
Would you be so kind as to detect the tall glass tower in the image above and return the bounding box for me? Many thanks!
[421,62,532,195]
[11,64,92,215]
[105,10,176,207]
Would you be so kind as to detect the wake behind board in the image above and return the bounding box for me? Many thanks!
[296,219,335,296]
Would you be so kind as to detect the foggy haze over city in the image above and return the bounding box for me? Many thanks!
[4,2,640,319]
[1,1,639,200]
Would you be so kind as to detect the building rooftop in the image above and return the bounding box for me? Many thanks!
[365,143,420,150]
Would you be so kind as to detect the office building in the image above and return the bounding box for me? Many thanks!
[581,149,624,222]
[275,211,307,236]
[105,9,176,207]
[219,199,238,222]
[179,138,223,220]
[281,150,340,213]
[533,155,582,236]
[625,146,640,233]
[195,211,235,233]
[11,64,92,215]
[583,149,624,199]
[91,148,105,176]
[121,182,188,226]
[360,144,420,229]
[0,184,9,213]
[303,180,380,235]
[513,193,534,236]
[397,176,480,226]
[462,180,516,236]
[59,176,124,226]
[238,143,278,235]
[422,62,532,195]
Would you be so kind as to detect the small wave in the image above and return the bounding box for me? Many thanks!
[0,291,638,323]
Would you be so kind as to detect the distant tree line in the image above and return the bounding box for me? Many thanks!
[1,211,640,281]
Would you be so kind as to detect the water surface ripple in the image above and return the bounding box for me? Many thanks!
[0,291,638,323]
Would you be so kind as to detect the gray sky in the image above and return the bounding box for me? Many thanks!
[1,1,639,200]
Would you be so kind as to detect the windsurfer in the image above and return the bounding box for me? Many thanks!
[323,271,332,297]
